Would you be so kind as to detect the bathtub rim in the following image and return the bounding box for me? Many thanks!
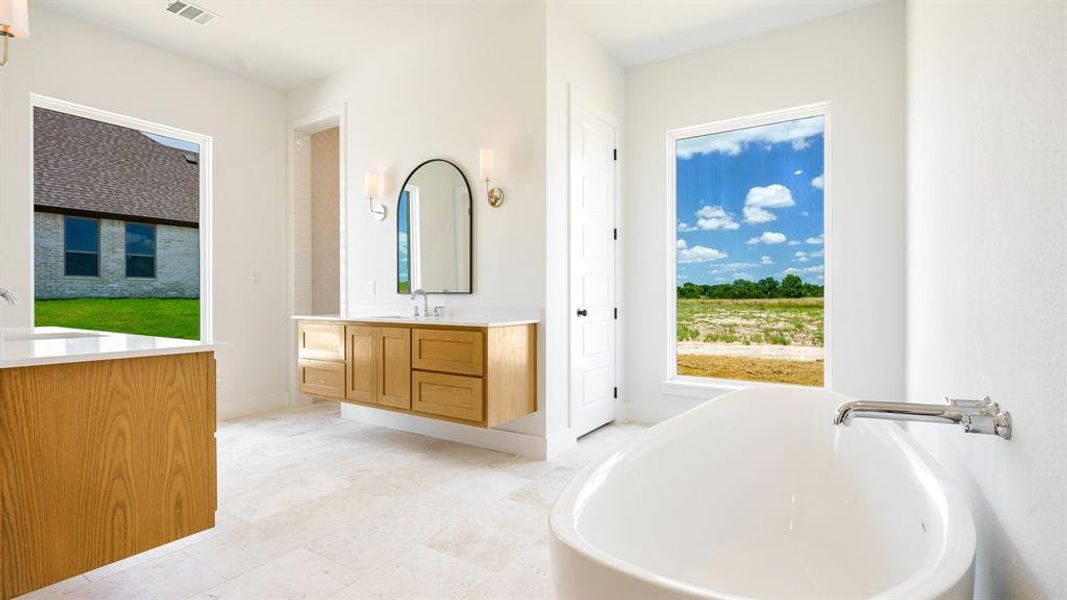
[549,387,977,600]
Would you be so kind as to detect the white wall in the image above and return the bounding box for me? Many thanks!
[905,2,1067,597]
[545,4,625,453]
[0,7,291,419]
[287,2,548,440]
[623,1,906,420]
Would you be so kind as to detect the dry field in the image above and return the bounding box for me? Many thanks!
[677,298,824,386]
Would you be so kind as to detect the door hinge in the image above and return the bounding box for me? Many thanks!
[614,307,618,319]
[613,387,618,399]
[613,148,617,161]
[613,228,618,240]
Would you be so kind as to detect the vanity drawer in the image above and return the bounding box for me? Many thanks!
[299,359,346,399]
[411,328,484,376]
[411,371,484,423]
[298,322,346,362]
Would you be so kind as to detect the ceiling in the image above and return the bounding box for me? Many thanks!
[38,0,880,91]
[560,0,881,68]
[36,0,490,90]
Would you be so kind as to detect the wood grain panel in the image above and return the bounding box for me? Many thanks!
[0,352,216,599]
[378,328,411,410]
[345,325,377,403]
[485,324,538,427]
[299,359,346,399]
[412,371,484,423]
[298,322,346,361]
[411,329,484,376]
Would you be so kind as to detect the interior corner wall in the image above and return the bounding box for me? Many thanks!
[905,2,1067,597]
[286,2,549,439]
[622,1,906,420]
[0,6,291,420]
[545,4,626,454]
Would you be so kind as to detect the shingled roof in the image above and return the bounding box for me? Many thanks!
[33,108,200,226]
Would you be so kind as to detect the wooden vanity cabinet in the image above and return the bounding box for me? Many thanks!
[297,319,536,428]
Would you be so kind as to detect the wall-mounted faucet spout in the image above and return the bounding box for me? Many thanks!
[0,286,19,306]
[834,396,1011,440]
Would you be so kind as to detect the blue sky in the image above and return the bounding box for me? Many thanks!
[675,115,824,286]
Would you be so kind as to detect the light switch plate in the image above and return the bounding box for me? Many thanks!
[367,280,376,296]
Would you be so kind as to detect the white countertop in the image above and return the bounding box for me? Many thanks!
[0,327,214,369]
[292,312,540,328]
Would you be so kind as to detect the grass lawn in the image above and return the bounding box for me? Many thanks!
[677,354,824,387]
[35,298,200,340]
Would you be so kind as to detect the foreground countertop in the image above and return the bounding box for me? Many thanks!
[292,312,540,328]
[0,327,214,369]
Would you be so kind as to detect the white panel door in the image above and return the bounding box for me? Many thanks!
[570,100,617,437]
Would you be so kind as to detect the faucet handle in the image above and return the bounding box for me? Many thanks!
[945,396,995,410]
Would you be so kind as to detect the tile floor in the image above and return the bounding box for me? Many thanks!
[23,402,646,599]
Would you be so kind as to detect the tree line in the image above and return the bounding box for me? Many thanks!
[677,274,823,299]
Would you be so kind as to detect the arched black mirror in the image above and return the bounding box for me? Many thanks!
[396,159,473,294]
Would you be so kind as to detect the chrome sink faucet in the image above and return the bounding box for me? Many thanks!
[410,289,429,317]
[834,396,1011,439]
[0,286,19,305]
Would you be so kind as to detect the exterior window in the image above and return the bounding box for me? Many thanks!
[64,216,100,277]
[125,222,157,278]
[672,110,826,387]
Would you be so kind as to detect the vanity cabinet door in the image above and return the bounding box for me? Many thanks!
[346,326,377,403]
[377,327,411,410]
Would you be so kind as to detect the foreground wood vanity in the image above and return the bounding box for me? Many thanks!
[0,330,216,598]
[297,318,536,427]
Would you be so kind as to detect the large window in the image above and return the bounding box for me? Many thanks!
[125,222,157,278]
[672,110,826,387]
[64,216,100,277]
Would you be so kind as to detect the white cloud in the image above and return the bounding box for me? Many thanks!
[677,244,728,263]
[760,256,773,265]
[794,170,803,176]
[746,231,787,245]
[676,239,688,250]
[795,251,810,262]
[811,174,824,190]
[742,184,795,224]
[731,272,755,280]
[709,262,759,275]
[787,240,802,246]
[806,234,824,245]
[677,222,697,232]
[676,116,824,158]
[694,205,740,230]
[811,249,824,258]
[780,264,825,276]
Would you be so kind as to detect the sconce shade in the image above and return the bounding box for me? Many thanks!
[479,148,495,181]
[364,170,381,198]
[0,0,30,38]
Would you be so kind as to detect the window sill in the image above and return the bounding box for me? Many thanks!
[661,375,822,399]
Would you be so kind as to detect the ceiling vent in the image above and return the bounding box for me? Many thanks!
[164,1,218,26]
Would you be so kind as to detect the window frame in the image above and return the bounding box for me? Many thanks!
[31,93,214,343]
[62,215,101,278]
[665,102,832,391]
[124,221,158,279]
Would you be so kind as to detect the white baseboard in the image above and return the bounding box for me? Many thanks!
[218,390,292,421]
[340,404,547,459]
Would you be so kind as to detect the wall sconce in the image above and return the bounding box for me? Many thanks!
[365,170,386,221]
[479,148,504,208]
[0,0,30,68]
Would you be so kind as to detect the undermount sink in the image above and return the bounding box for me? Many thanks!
[3,332,106,342]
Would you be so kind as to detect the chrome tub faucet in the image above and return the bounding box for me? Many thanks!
[0,286,18,305]
[834,396,1012,440]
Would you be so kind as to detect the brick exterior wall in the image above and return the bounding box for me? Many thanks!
[35,212,199,299]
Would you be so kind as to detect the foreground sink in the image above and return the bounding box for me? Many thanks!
[549,386,976,599]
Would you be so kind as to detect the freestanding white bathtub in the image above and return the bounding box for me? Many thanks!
[549,387,976,599]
